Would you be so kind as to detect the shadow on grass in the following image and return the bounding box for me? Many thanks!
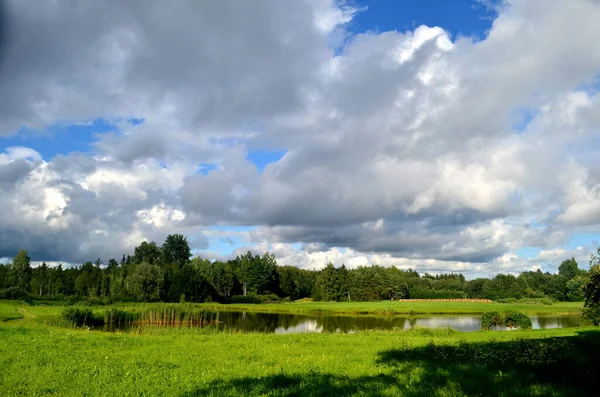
[376,330,600,397]
[182,330,600,397]
[181,372,401,397]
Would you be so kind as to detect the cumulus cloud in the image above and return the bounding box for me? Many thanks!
[1,0,600,275]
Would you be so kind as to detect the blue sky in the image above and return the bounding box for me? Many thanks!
[349,0,497,38]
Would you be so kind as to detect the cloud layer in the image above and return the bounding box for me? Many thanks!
[1,0,600,275]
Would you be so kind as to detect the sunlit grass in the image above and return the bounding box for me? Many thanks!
[0,300,596,395]
[0,316,596,396]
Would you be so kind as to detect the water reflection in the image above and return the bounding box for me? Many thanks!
[209,312,592,334]
[106,311,593,333]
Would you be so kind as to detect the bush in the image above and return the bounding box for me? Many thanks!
[504,312,532,329]
[583,305,600,325]
[231,295,261,304]
[256,294,280,303]
[481,311,532,330]
[0,287,31,302]
[481,311,505,330]
[495,297,553,305]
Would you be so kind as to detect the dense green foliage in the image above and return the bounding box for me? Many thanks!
[481,311,532,330]
[0,302,598,396]
[0,234,591,304]
[583,249,600,325]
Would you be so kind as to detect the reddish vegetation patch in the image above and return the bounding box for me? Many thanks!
[396,299,493,303]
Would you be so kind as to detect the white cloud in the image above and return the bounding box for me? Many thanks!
[1,0,600,275]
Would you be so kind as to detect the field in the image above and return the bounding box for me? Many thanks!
[0,300,598,396]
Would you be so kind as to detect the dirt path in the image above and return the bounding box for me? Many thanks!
[17,307,36,319]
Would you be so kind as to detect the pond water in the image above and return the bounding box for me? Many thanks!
[107,311,592,333]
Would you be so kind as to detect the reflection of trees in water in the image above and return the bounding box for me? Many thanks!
[108,312,591,333]
[214,312,413,333]
[217,313,482,333]
[533,314,590,329]
[216,312,307,333]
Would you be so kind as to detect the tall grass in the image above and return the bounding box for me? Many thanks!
[134,304,218,325]
[59,304,219,328]
[61,307,102,327]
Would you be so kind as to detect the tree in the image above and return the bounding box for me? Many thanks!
[134,241,162,265]
[107,259,119,271]
[30,262,49,296]
[566,275,587,302]
[466,278,491,299]
[245,253,279,295]
[0,263,8,290]
[233,251,254,296]
[127,263,164,301]
[316,263,340,301]
[75,262,102,297]
[10,250,32,291]
[559,258,579,281]
[583,249,600,324]
[161,234,191,267]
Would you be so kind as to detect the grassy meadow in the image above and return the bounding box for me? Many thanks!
[0,300,598,396]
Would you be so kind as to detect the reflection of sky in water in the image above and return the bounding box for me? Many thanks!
[414,317,482,332]
[109,313,593,334]
[275,319,323,334]
[261,315,590,334]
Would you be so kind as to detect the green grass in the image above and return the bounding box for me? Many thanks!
[3,300,583,323]
[10,299,584,316]
[182,300,584,316]
[0,300,598,396]
[0,303,23,322]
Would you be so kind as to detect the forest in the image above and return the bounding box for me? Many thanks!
[0,234,590,304]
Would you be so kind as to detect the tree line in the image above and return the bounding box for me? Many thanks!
[0,234,591,304]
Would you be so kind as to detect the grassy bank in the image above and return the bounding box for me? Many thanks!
[179,300,584,316]
[0,315,598,395]
[10,299,583,316]
[0,301,598,395]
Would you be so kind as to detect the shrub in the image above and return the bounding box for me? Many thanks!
[583,305,600,326]
[231,295,261,304]
[256,294,280,303]
[481,311,505,330]
[481,311,532,330]
[504,312,532,329]
[0,287,31,302]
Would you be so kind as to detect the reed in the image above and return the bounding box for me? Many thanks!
[111,304,218,326]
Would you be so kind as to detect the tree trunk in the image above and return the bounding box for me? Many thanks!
[243,283,247,296]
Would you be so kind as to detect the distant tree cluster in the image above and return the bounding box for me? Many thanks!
[0,234,591,304]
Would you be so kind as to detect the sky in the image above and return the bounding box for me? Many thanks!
[1,0,600,277]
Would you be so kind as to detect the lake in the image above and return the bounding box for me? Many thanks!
[107,311,592,333]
